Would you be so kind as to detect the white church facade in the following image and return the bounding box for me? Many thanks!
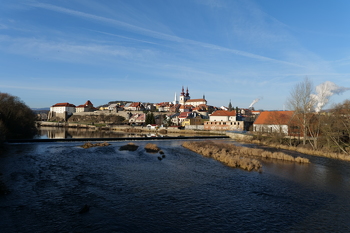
[173,87,207,107]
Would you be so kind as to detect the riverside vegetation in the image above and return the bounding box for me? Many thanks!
[182,141,309,172]
[0,92,37,142]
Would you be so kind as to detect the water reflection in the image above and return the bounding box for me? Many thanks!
[36,126,168,139]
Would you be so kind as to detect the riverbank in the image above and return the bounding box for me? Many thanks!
[236,137,350,162]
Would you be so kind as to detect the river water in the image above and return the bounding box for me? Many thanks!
[1,139,350,232]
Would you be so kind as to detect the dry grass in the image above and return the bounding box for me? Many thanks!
[80,142,110,149]
[119,143,139,151]
[182,141,310,171]
[182,141,262,171]
[249,140,350,162]
[144,143,160,153]
[239,136,350,162]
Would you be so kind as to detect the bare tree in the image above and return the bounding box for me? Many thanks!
[321,100,350,154]
[286,77,315,146]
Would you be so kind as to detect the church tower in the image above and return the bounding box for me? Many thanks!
[185,87,190,102]
[179,86,186,105]
[173,92,178,104]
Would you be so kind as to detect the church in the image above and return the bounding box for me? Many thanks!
[174,87,207,107]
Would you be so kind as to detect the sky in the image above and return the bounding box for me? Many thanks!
[1,0,350,110]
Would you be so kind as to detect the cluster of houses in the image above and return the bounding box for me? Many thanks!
[47,87,306,137]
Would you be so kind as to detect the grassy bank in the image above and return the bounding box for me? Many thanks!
[182,141,309,172]
[240,138,350,162]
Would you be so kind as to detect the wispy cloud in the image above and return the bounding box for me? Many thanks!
[0,35,148,62]
[90,30,158,45]
[28,2,303,67]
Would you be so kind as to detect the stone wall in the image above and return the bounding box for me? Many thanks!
[185,125,205,130]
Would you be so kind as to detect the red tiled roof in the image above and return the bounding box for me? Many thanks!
[179,112,191,118]
[254,111,294,125]
[136,114,146,120]
[186,99,206,103]
[211,110,236,117]
[129,102,141,107]
[84,100,93,106]
[52,102,76,107]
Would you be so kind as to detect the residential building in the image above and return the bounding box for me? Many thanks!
[76,100,96,113]
[204,110,244,131]
[50,102,76,115]
[253,111,295,135]
[48,102,76,121]
[209,110,237,122]
[124,102,144,111]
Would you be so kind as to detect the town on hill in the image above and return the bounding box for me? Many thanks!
[36,82,350,158]
[41,86,261,132]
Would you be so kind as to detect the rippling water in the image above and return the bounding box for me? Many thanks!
[1,139,350,232]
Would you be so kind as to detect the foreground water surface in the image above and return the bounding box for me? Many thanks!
[1,139,350,232]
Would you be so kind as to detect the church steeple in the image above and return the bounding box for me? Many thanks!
[173,92,178,104]
[180,86,185,96]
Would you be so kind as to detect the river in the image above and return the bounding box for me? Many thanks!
[1,137,350,232]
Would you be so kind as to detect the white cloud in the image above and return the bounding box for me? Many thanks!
[28,2,303,67]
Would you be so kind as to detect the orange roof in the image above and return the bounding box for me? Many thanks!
[186,99,206,102]
[52,102,76,107]
[179,112,191,118]
[254,111,294,125]
[129,102,141,107]
[84,100,93,106]
[211,110,236,117]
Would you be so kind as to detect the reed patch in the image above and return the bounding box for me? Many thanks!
[182,141,309,171]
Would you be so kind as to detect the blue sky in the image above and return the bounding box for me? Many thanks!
[1,0,350,110]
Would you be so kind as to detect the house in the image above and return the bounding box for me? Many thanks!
[253,111,295,135]
[204,110,244,131]
[179,105,192,113]
[129,113,146,125]
[48,102,76,121]
[50,102,76,115]
[75,100,96,113]
[108,103,123,112]
[182,114,205,127]
[169,104,181,112]
[99,104,109,111]
[209,110,237,122]
[124,102,144,111]
[178,112,192,125]
[169,113,180,125]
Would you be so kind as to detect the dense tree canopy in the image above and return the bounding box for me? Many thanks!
[0,92,37,140]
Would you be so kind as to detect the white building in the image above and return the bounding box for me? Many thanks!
[50,102,76,116]
[209,110,237,122]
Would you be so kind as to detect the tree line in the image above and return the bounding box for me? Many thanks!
[0,92,37,142]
